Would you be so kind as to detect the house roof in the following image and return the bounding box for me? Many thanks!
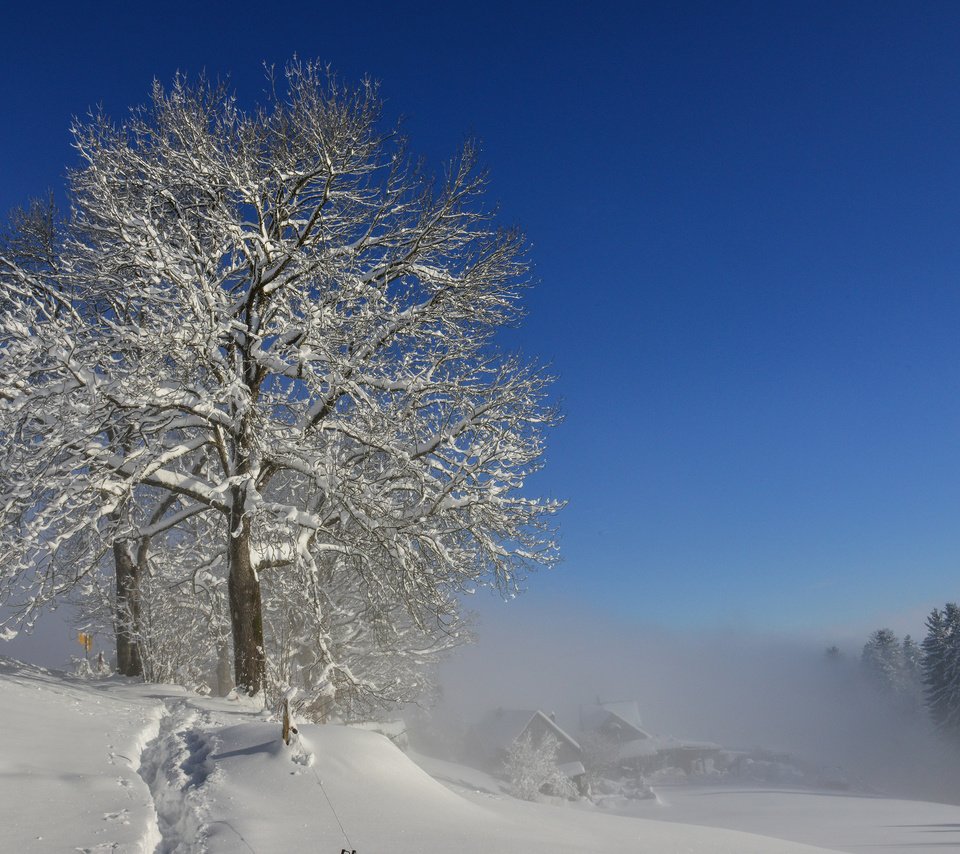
[580,701,651,740]
[617,734,722,762]
[472,708,581,755]
[598,700,643,730]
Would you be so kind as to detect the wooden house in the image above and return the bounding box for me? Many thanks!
[467,708,585,785]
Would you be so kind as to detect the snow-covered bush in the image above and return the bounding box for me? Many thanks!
[647,766,688,785]
[503,732,577,801]
[579,730,620,785]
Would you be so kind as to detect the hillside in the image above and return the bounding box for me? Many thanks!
[0,657,896,853]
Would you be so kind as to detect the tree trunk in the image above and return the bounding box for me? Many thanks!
[216,642,234,696]
[114,539,143,677]
[227,507,265,695]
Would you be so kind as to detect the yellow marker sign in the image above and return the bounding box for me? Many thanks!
[77,632,93,653]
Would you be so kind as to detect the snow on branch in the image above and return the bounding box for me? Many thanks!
[0,59,562,707]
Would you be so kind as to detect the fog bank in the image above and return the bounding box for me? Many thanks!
[423,600,960,803]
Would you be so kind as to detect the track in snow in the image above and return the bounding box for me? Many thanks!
[137,700,216,853]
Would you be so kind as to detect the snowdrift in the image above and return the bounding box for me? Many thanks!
[0,657,846,852]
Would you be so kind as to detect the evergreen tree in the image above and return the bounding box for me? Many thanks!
[921,607,950,728]
[921,603,960,739]
[900,634,923,712]
[861,628,903,695]
[902,635,922,678]
[860,627,923,714]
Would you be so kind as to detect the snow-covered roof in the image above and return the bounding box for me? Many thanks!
[580,700,651,740]
[598,700,643,730]
[617,735,722,762]
[617,738,660,760]
[472,708,581,754]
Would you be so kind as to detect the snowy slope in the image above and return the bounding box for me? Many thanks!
[616,785,960,854]
[0,658,167,853]
[0,657,849,853]
[156,717,838,853]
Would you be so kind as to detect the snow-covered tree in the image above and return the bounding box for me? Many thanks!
[579,730,621,786]
[861,627,922,713]
[0,60,561,699]
[0,198,209,678]
[921,603,960,738]
[503,731,578,801]
[264,544,466,719]
[862,629,903,692]
[901,635,922,687]
[0,212,112,635]
[99,497,229,689]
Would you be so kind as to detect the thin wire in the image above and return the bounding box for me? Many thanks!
[313,765,353,851]
[208,819,256,853]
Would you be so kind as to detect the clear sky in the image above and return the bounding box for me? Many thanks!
[3,0,960,641]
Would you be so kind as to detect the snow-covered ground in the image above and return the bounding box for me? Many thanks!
[599,785,960,854]
[2,657,957,853]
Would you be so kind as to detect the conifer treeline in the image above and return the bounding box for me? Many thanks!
[921,604,960,738]
[857,604,960,740]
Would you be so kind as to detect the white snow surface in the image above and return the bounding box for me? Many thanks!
[3,657,957,853]
[608,785,960,854]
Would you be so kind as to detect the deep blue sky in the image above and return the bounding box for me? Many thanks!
[4,1,960,640]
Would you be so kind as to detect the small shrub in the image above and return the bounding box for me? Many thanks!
[503,731,577,801]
